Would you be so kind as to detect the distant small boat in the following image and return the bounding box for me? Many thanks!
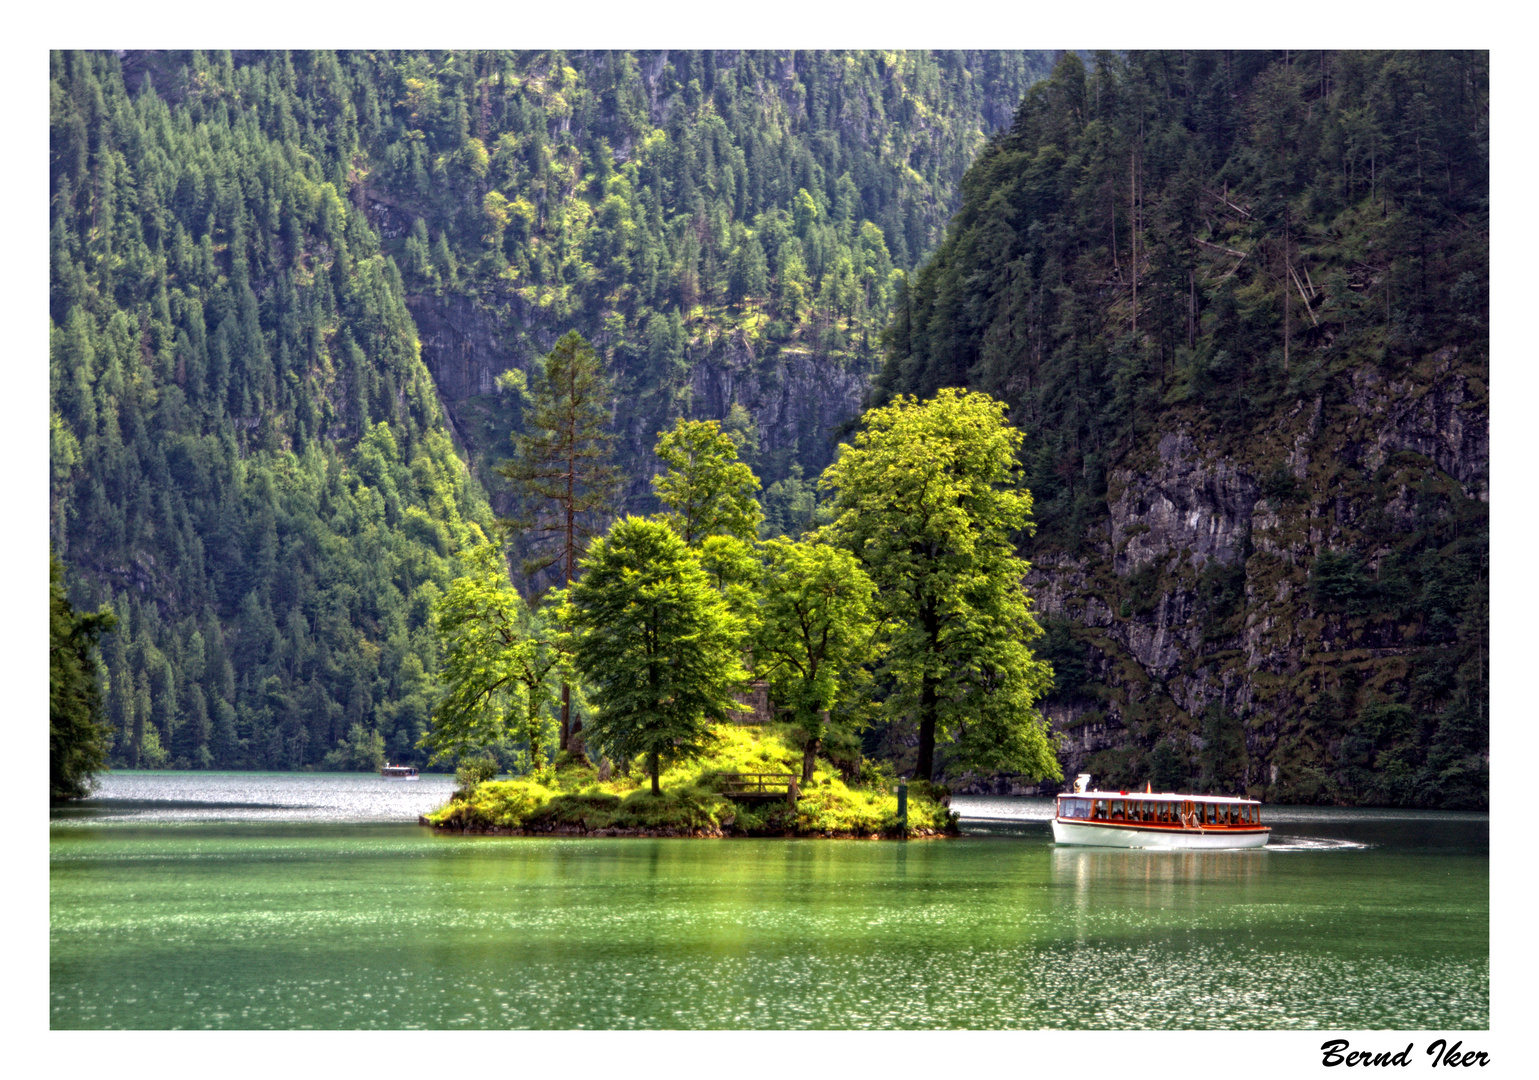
[380,764,419,780]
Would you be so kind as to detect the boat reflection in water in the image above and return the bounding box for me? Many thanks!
[1050,845,1268,891]
[1049,843,1271,944]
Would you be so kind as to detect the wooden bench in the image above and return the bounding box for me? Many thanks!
[719,772,800,807]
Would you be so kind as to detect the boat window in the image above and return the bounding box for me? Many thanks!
[1093,800,1107,821]
[1111,800,1124,820]
[1204,803,1216,825]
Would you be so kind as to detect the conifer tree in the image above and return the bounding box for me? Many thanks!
[497,330,620,750]
[51,554,117,800]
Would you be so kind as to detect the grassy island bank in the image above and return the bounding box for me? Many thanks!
[421,724,956,839]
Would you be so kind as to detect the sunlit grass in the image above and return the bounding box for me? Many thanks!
[423,723,955,838]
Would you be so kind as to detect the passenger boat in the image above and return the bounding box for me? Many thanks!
[379,763,419,780]
[1051,774,1269,849]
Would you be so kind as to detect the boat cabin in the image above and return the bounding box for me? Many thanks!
[1056,792,1263,829]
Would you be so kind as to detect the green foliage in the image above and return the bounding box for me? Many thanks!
[652,418,763,545]
[1148,737,1191,793]
[754,538,882,782]
[51,554,117,799]
[1309,550,1374,613]
[496,331,620,585]
[1198,705,1248,793]
[364,49,1052,500]
[822,388,1060,783]
[1035,618,1092,702]
[422,542,559,769]
[455,756,499,791]
[323,723,387,772]
[876,50,1488,553]
[563,517,748,794]
[1197,558,1248,641]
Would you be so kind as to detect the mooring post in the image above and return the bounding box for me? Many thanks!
[897,781,908,836]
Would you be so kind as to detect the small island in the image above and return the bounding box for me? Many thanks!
[422,722,955,839]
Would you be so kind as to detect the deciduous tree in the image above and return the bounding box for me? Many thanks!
[754,538,881,783]
[562,517,747,795]
[651,417,762,545]
[820,388,1059,784]
[422,543,560,771]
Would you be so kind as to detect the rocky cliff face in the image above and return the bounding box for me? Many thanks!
[407,293,874,514]
[968,346,1488,804]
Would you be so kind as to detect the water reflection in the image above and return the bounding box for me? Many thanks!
[1051,845,1268,891]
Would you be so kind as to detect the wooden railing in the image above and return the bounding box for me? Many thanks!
[719,772,800,806]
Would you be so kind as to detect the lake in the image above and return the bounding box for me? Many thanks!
[50,772,1487,1029]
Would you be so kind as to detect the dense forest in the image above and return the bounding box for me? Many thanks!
[48,49,1051,774]
[875,51,1487,808]
[48,50,1488,808]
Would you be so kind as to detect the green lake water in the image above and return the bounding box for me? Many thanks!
[50,773,1487,1029]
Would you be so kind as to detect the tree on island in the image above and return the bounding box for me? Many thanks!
[51,553,117,800]
[562,516,747,795]
[496,331,621,752]
[421,542,560,772]
[651,417,763,545]
[753,537,882,784]
[820,388,1060,785]
[652,417,765,634]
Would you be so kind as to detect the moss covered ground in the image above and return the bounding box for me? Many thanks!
[421,723,957,838]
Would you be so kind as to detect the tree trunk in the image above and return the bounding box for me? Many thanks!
[802,731,821,786]
[649,749,661,796]
[914,676,937,782]
[1130,150,1138,337]
[559,682,570,751]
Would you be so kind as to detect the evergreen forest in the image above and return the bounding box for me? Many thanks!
[48,49,1051,774]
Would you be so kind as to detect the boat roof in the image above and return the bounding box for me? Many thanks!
[1060,790,1260,804]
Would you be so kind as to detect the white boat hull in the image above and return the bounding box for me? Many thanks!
[1052,819,1269,849]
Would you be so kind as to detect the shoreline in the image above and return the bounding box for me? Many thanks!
[419,815,954,840]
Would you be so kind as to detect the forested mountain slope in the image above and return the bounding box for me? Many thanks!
[48,49,1050,771]
[50,51,494,770]
[876,51,1487,808]
[339,49,1051,545]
